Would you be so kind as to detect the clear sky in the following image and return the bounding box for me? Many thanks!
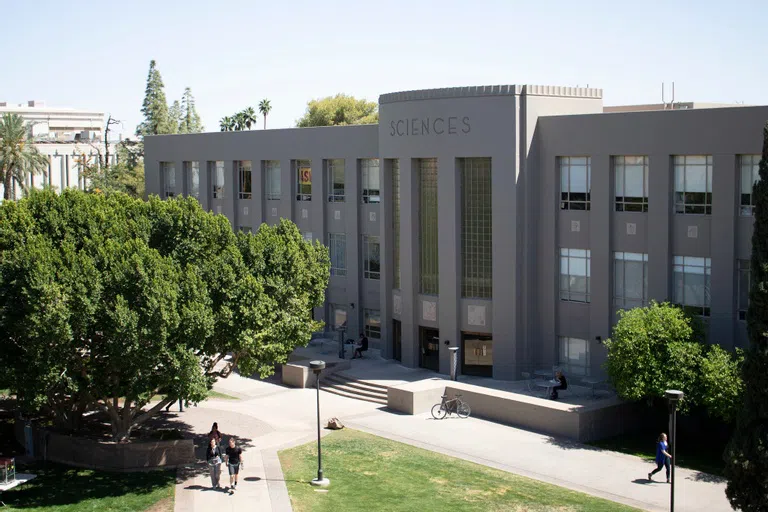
[2,0,766,137]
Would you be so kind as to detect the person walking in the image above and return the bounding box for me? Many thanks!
[648,433,672,483]
[165,397,184,412]
[208,422,223,444]
[225,437,244,491]
[206,438,223,489]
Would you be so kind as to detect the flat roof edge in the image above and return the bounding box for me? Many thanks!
[379,85,602,104]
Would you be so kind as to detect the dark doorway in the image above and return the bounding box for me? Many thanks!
[393,320,402,362]
[419,327,440,372]
[461,332,493,378]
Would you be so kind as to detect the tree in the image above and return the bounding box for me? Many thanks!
[259,99,272,129]
[179,87,204,133]
[241,107,257,130]
[220,116,235,132]
[0,113,49,200]
[725,122,768,511]
[296,94,378,127]
[0,190,329,440]
[699,345,744,423]
[168,100,182,134]
[136,60,172,137]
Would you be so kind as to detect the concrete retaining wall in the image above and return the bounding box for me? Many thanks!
[281,358,351,389]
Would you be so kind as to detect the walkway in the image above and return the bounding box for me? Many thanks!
[167,360,732,512]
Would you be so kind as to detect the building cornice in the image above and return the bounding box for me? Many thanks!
[379,84,602,104]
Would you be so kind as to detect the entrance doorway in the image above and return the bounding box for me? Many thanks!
[393,320,402,362]
[419,327,440,372]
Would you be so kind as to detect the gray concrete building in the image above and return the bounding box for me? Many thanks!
[144,84,767,381]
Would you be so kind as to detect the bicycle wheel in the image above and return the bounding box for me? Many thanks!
[457,401,471,418]
[431,403,447,420]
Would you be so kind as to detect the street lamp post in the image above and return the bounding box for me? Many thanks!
[338,326,346,360]
[309,360,329,487]
[665,390,684,512]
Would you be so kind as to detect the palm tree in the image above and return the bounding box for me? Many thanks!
[219,116,234,132]
[0,113,49,200]
[241,107,257,130]
[259,99,272,129]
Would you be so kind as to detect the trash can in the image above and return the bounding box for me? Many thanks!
[448,347,460,381]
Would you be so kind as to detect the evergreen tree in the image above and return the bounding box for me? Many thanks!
[168,100,182,135]
[179,87,203,133]
[725,121,768,511]
[136,60,171,136]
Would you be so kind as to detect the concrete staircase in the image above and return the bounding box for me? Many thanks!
[321,373,388,405]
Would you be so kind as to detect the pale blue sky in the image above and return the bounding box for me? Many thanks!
[2,0,766,136]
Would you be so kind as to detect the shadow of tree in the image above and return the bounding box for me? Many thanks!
[544,437,604,452]
[687,471,726,483]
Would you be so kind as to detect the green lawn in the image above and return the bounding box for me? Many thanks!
[1,462,175,512]
[278,429,641,512]
[207,390,239,400]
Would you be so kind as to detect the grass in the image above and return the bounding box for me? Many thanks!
[589,429,726,477]
[278,429,641,512]
[207,390,239,400]
[0,462,175,512]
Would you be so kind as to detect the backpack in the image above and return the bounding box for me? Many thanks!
[326,417,345,430]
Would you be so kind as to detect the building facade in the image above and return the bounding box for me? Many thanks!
[144,85,767,380]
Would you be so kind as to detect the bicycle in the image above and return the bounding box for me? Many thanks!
[431,394,471,420]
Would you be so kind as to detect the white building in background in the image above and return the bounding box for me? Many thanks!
[0,100,118,198]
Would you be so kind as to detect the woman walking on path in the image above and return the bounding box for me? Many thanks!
[208,422,223,444]
[648,433,672,483]
[225,437,244,491]
[206,437,223,489]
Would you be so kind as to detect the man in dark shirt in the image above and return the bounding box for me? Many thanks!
[551,370,568,400]
[352,333,369,359]
[224,437,244,490]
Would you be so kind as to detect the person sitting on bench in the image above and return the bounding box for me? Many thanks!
[352,333,369,359]
[551,370,568,400]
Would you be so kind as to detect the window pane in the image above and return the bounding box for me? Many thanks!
[461,157,492,298]
[625,165,645,196]
[419,158,439,294]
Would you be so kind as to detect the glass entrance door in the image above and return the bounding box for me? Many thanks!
[419,327,440,372]
[393,320,402,362]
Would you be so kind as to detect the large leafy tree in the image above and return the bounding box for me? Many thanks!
[0,190,329,440]
[0,113,49,200]
[179,87,204,133]
[296,94,378,127]
[259,99,272,129]
[136,60,172,137]
[725,122,768,510]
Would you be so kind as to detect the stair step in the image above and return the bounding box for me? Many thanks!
[322,386,387,405]
[323,382,387,401]
[324,375,388,395]
[332,374,389,392]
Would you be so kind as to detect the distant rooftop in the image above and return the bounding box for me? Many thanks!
[603,102,750,113]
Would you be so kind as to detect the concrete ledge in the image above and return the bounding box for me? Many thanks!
[15,421,194,472]
[281,358,352,389]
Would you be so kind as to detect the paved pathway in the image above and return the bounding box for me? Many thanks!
[167,365,732,512]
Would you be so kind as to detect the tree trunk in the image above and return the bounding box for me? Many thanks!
[3,170,12,200]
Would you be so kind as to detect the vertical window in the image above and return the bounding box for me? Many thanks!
[614,156,648,212]
[364,309,381,339]
[738,259,750,321]
[560,157,591,210]
[419,158,439,294]
[330,304,347,331]
[211,161,225,199]
[673,256,712,316]
[162,162,175,198]
[362,235,380,280]
[237,160,252,199]
[361,159,381,203]
[392,160,401,289]
[739,155,761,216]
[614,252,648,309]
[558,337,589,376]
[296,159,311,201]
[328,233,347,277]
[265,160,281,200]
[560,248,591,303]
[674,155,712,214]
[184,161,200,198]
[327,159,345,202]
[460,157,492,298]
[303,232,313,242]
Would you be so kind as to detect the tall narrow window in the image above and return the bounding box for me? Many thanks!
[265,160,281,200]
[560,157,591,210]
[738,259,750,321]
[392,160,401,289]
[162,162,175,198]
[237,160,252,199]
[740,155,761,216]
[614,252,648,309]
[673,256,711,316]
[674,155,712,214]
[614,156,648,212]
[419,158,439,294]
[362,235,380,280]
[328,233,347,277]
[296,159,311,201]
[361,159,381,203]
[364,309,381,339]
[559,337,589,376]
[560,248,590,303]
[327,159,345,202]
[461,157,492,298]
[211,161,225,199]
[329,304,347,331]
[184,161,200,198]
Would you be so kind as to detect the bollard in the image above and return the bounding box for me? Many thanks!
[448,347,460,381]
